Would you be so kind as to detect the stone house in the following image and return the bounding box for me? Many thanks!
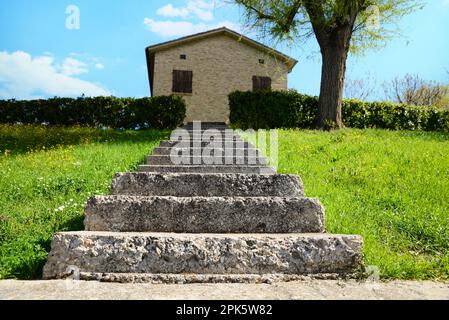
[145,27,297,123]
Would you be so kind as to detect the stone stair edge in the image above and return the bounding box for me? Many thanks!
[112,172,295,177]
[88,195,315,200]
[48,230,361,239]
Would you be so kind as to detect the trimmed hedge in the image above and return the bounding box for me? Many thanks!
[229,90,449,131]
[0,95,186,129]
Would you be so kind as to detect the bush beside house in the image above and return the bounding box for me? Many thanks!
[0,95,186,130]
[229,90,449,131]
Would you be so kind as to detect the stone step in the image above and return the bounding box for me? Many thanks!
[183,122,228,126]
[74,273,343,284]
[111,173,303,197]
[182,125,228,130]
[176,128,233,132]
[170,132,244,139]
[159,141,255,148]
[174,135,242,141]
[42,232,363,280]
[152,147,261,156]
[184,122,227,126]
[172,132,239,137]
[84,196,325,233]
[180,130,233,135]
[178,130,234,135]
[169,138,247,144]
[138,165,276,174]
[146,155,268,166]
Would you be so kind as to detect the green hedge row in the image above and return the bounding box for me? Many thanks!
[0,95,186,129]
[229,90,449,131]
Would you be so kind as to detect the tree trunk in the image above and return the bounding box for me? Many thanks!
[316,40,349,129]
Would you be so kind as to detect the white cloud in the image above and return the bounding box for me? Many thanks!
[187,0,214,21]
[95,63,105,70]
[143,18,241,37]
[156,1,214,22]
[0,51,110,100]
[61,57,88,76]
[157,4,189,18]
[145,1,243,38]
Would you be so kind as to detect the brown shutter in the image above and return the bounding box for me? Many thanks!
[262,77,271,90]
[253,76,271,91]
[173,70,192,93]
[252,76,260,91]
[172,70,180,92]
[185,70,192,93]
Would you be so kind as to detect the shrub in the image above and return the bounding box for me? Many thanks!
[229,90,318,129]
[229,90,449,131]
[0,95,186,130]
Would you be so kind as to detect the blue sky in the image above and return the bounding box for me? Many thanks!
[0,0,448,100]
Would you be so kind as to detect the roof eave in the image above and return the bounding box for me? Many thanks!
[145,27,298,72]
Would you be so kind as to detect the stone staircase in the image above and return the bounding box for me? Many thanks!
[43,122,363,283]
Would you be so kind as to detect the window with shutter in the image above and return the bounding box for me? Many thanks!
[172,70,193,94]
[252,76,271,91]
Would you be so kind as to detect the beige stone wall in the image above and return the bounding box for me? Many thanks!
[152,35,290,123]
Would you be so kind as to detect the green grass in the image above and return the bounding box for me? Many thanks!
[1,125,448,280]
[269,129,448,280]
[0,125,169,279]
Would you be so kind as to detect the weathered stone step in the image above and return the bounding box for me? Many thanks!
[84,196,325,233]
[152,147,261,156]
[138,165,276,174]
[179,128,234,135]
[146,155,267,165]
[176,132,241,138]
[183,123,228,127]
[111,173,303,197]
[172,132,239,138]
[159,141,255,148]
[176,128,234,132]
[169,138,247,144]
[75,272,343,284]
[170,132,244,139]
[42,232,363,280]
[184,122,226,126]
[182,124,228,130]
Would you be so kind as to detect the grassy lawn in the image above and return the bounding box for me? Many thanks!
[0,125,169,279]
[274,129,449,280]
[1,125,448,280]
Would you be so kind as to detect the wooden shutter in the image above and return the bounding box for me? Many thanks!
[261,76,271,90]
[253,76,271,91]
[173,70,192,93]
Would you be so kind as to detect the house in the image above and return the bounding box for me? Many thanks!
[145,27,297,123]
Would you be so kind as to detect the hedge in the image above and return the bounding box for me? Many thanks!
[229,90,449,131]
[0,95,186,129]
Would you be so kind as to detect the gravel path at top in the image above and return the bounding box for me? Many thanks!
[1,280,448,300]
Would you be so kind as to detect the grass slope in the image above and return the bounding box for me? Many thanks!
[1,126,448,280]
[274,129,449,280]
[0,125,168,279]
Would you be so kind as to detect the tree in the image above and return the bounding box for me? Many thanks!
[344,73,377,101]
[383,74,449,107]
[234,0,422,129]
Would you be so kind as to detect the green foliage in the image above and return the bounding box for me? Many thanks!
[229,90,449,131]
[229,90,318,129]
[0,125,168,279]
[350,0,425,54]
[235,0,423,54]
[0,95,186,130]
